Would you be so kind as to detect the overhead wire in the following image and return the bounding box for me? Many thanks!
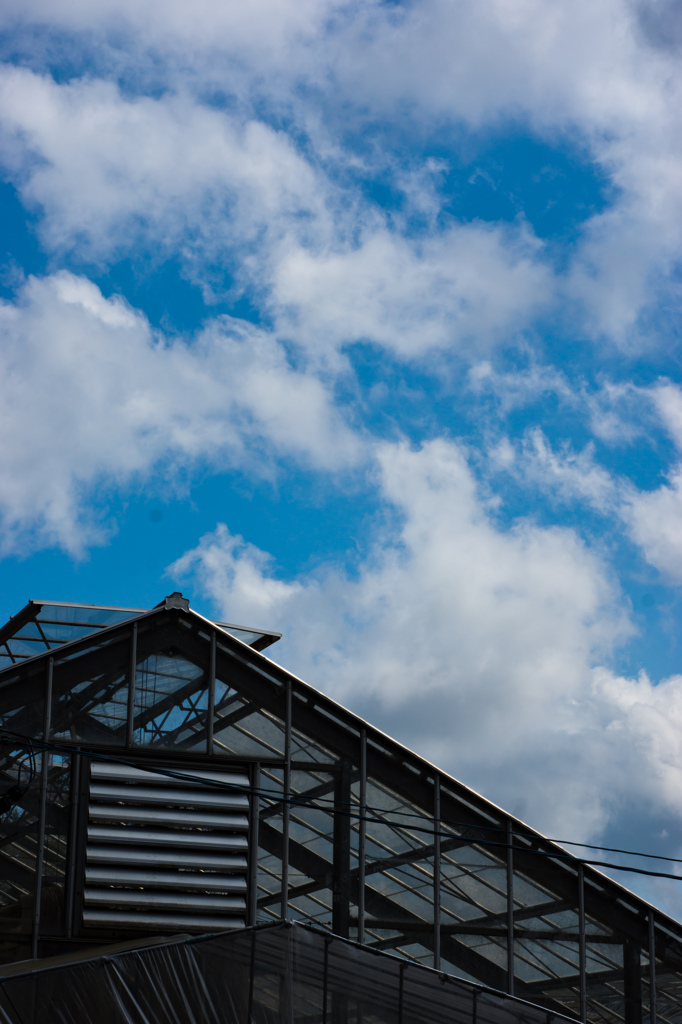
[1,729,680,884]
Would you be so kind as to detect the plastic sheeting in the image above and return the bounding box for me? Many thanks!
[0,921,576,1024]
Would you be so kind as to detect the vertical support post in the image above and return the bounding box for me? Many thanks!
[578,864,587,1023]
[32,656,53,958]
[249,762,261,926]
[624,939,643,1024]
[649,912,657,1024]
[506,820,514,996]
[281,924,294,1024]
[206,630,216,755]
[433,775,441,971]
[358,728,367,945]
[247,928,256,1024]
[281,680,291,921]
[332,759,351,939]
[398,963,406,1024]
[65,751,81,938]
[126,622,137,748]
[322,937,330,1024]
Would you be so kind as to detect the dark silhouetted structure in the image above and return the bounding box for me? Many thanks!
[0,595,678,1024]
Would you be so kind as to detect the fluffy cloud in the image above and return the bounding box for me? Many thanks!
[0,0,338,62]
[491,428,618,513]
[337,0,682,344]
[1,0,668,130]
[0,66,553,359]
[3,0,682,353]
[625,470,682,582]
[0,271,359,553]
[473,379,682,591]
[619,385,682,580]
[273,225,551,358]
[172,438,682,913]
[172,437,641,841]
[0,66,330,272]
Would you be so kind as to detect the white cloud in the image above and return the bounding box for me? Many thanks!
[624,470,682,582]
[5,0,661,132]
[0,66,553,360]
[273,224,551,358]
[586,381,654,445]
[3,0,682,354]
[652,382,682,450]
[0,271,359,553]
[0,66,330,274]
[0,0,339,70]
[172,437,640,841]
[172,438,682,913]
[468,361,575,412]
[492,428,618,513]
[4,0,682,914]
[614,384,682,581]
[471,379,682,587]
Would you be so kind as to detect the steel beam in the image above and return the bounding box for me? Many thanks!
[126,621,138,748]
[434,775,441,970]
[282,680,291,921]
[579,864,586,1023]
[31,656,52,958]
[507,819,514,996]
[359,727,367,945]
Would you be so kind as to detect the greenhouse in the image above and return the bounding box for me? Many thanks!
[0,593,680,1024]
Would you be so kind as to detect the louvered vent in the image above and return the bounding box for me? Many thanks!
[83,761,249,932]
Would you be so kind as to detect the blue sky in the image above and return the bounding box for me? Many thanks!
[3,0,682,911]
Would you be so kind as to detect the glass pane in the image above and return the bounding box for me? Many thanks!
[511,853,581,1016]
[213,680,285,758]
[655,948,682,1024]
[287,767,336,930]
[51,645,129,746]
[0,747,41,964]
[13,623,43,639]
[133,649,207,749]
[37,604,142,629]
[290,726,337,765]
[363,776,437,963]
[39,753,72,938]
[642,942,653,1024]
[6,637,47,658]
[585,925,624,1024]
[218,626,267,646]
[258,767,284,923]
[435,816,511,988]
[36,622,106,644]
[0,680,44,741]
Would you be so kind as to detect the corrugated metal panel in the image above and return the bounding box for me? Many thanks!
[82,909,245,929]
[89,783,249,809]
[86,825,247,850]
[88,805,248,828]
[86,846,246,869]
[83,761,250,932]
[90,762,250,787]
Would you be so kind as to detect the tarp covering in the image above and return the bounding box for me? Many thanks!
[0,921,576,1024]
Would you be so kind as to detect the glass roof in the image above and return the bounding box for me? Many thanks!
[0,597,678,1024]
[0,599,280,671]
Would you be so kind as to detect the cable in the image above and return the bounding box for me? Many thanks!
[1,730,681,882]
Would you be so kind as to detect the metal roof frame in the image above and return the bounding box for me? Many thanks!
[0,597,678,1024]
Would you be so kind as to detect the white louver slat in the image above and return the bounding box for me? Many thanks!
[83,761,250,932]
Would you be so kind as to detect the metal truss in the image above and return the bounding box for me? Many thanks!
[0,598,679,1024]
